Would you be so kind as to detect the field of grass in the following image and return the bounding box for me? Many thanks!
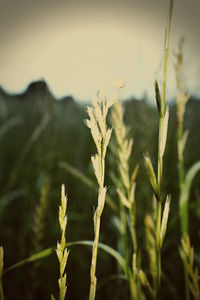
[0,1,200,299]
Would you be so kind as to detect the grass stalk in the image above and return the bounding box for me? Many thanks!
[86,86,116,300]
[52,185,69,300]
[173,37,200,300]
[144,1,173,298]
[89,215,101,299]
[120,200,130,268]
[174,38,190,234]
[111,100,140,299]
[180,234,200,300]
[156,2,173,298]
[0,247,4,300]
[32,178,50,253]
[155,200,161,298]
[145,209,157,292]
[174,38,190,300]
[173,37,200,299]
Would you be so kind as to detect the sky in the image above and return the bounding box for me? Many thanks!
[0,0,200,102]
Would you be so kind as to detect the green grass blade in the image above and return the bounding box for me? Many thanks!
[97,273,127,290]
[4,240,130,279]
[0,117,23,139]
[67,240,130,277]
[59,161,95,189]
[3,247,54,275]
[180,161,200,233]
[4,112,51,193]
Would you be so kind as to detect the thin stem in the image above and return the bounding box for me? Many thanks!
[89,189,104,300]
[155,2,173,299]
[87,89,114,300]
[89,214,101,300]
[120,203,130,264]
[129,205,139,300]
[155,112,164,299]
[129,206,137,254]
[183,262,190,300]
[128,185,137,254]
[161,0,173,114]
[175,39,190,300]
[177,117,185,186]
[129,275,137,300]
[155,201,162,299]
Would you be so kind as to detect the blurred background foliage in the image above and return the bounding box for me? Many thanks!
[0,80,199,299]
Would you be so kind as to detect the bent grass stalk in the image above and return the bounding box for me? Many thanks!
[85,86,118,300]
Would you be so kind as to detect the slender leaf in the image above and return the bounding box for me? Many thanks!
[180,161,200,233]
[4,241,130,279]
[67,240,129,277]
[97,274,127,290]
[0,117,23,139]
[3,247,54,275]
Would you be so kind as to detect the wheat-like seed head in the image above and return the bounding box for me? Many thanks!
[32,179,50,253]
[111,100,138,209]
[87,86,121,300]
[180,234,200,299]
[145,213,156,282]
[52,184,69,300]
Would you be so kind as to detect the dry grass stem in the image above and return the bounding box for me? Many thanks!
[86,86,119,300]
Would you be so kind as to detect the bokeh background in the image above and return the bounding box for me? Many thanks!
[1,0,200,101]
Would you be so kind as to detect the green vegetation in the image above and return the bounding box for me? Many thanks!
[0,1,200,299]
[0,82,200,299]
